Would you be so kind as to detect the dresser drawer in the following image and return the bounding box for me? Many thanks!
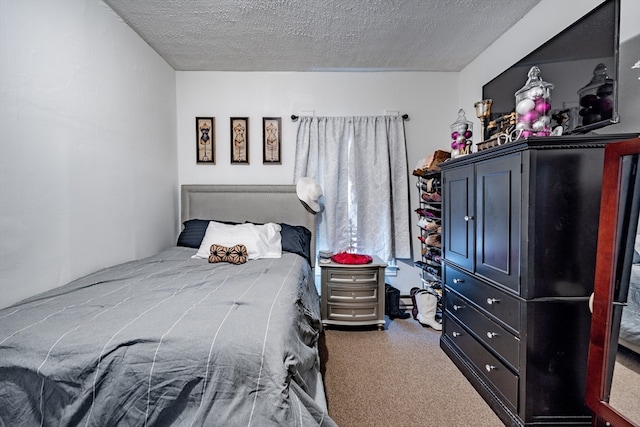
[325,283,378,303]
[445,265,520,332]
[325,268,380,285]
[444,315,519,411]
[326,302,379,322]
[445,288,520,371]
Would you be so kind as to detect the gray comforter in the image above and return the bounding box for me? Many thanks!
[0,247,336,427]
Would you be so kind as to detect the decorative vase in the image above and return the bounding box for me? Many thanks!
[450,109,473,157]
[577,63,615,127]
[514,66,554,139]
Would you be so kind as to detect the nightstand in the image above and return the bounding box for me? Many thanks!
[320,256,386,330]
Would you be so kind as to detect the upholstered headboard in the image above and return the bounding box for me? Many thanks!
[181,185,317,266]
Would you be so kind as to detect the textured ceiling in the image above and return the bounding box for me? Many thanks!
[103,0,541,72]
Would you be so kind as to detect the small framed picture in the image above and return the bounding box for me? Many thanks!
[263,117,281,164]
[230,117,249,164]
[196,117,215,164]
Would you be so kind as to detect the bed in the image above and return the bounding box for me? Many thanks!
[0,185,336,427]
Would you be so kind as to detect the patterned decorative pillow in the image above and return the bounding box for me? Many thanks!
[208,244,248,265]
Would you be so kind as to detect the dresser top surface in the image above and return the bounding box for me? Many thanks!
[439,133,639,170]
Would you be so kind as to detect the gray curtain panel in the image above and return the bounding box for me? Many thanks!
[294,115,411,261]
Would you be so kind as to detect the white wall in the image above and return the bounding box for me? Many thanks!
[3,0,635,308]
[177,72,458,184]
[0,0,178,308]
[459,0,640,138]
[176,71,460,293]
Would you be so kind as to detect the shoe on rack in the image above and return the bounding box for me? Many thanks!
[424,233,441,248]
[417,217,439,232]
[421,192,442,203]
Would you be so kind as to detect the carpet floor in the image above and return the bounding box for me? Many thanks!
[320,316,503,427]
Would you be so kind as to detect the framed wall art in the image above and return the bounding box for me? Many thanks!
[230,117,249,164]
[196,117,215,164]
[263,117,281,164]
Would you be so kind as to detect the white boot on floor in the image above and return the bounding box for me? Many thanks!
[416,292,442,331]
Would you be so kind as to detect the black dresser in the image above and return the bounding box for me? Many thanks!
[439,134,638,426]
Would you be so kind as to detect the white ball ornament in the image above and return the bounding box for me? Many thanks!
[515,122,528,131]
[516,99,535,115]
[527,86,544,99]
[538,115,551,126]
[532,120,545,131]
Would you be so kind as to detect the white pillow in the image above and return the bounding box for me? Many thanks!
[193,221,282,260]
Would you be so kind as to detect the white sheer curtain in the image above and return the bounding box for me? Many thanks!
[294,115,411,262]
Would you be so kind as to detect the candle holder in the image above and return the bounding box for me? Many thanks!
[474,99,493,142]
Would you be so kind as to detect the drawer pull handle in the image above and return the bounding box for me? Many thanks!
[464,215,474,221]
[351,310,356,317]
[486,332,498,339]
[453,304,463,311]
[352,276,357,282]
[453,278,464,283]
[452,332,461,337]
[486,298,499,305]
[485,364,496,373]
[352,292,356,299]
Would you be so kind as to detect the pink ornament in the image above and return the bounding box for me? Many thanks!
[534,101,551,114]
[451,132,458,139]
[451,141,458,150]
[521,130,534,138]
[536,131,550,137]
[520,110,539,124]
[464,130,472,138]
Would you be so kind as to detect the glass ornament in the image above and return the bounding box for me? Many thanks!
[514,66,554,139]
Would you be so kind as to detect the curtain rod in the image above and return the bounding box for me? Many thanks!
[290,114,409,122]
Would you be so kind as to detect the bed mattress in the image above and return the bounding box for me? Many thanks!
[0,247,335,426]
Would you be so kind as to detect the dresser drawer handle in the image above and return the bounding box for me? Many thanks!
[352,276,357,282]
[452,332,462,338]
[351,310,356,317]
[453,278,464,283]
[464,215,474,222]
[486,332,498,339]
[453,304,464,311]
[486,298,499,305]
[485,364,496,373]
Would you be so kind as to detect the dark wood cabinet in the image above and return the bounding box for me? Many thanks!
[440,135,638,426]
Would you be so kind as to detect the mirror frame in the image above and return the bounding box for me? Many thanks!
[586,138,640,427]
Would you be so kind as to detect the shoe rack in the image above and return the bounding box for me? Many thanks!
[413,170,442,292]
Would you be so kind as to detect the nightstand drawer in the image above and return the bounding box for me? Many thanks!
[445,288,520,371]
[445,265,520,333]
[444,315,518,411]
[326,284,378,303]
[326,303,379,321]
[325,268,380,285]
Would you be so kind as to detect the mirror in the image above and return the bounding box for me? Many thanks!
[482,0,620,136]
[586,138,640,427]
